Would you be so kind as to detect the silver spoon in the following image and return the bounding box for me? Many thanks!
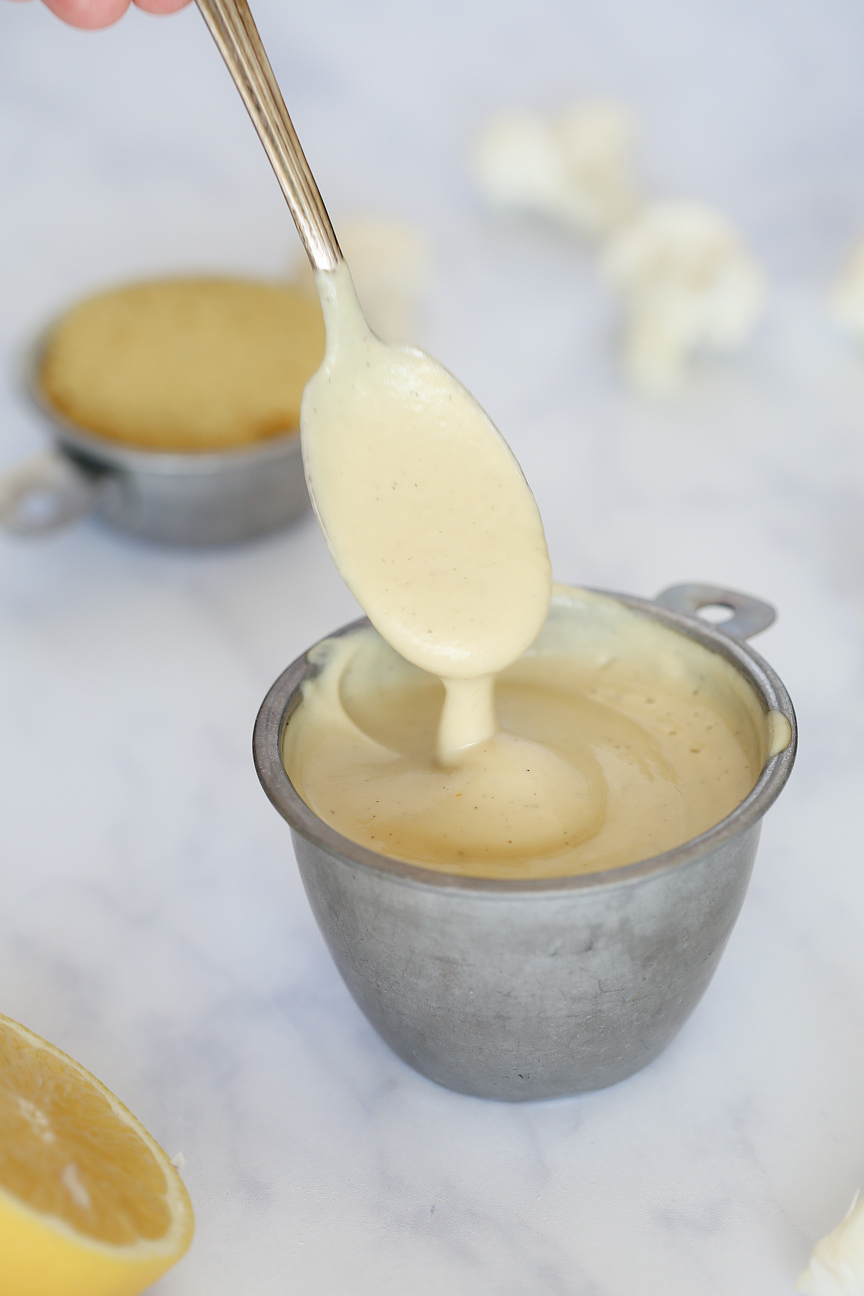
[195,0,341,273]
[196,0,552,758]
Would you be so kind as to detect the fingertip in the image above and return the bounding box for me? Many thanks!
[42,0,132,28]
[133,0,192,13]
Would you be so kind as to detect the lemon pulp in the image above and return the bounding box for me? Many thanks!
[0,1013,194,1296]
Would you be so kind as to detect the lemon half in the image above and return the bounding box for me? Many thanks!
[0,1013,194,1296]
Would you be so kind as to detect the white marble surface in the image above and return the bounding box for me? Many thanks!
[2,2,864,1292]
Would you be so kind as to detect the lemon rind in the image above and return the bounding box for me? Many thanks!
[0,1013,194,1262]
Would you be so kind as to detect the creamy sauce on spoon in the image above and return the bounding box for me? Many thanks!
[301,263,552,763]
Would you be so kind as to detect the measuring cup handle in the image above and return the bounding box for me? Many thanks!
[654,583,776,641]
[0,449,98,536]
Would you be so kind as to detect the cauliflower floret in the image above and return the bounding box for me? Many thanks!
[829,239,864,341]
[471,101,641,241]
[600,199,766,393]
[292,215,431,343]
[798,1192,864,1296]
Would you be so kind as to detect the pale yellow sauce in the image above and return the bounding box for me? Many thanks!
[284,588,773,879]
[294,264,788,879]
[767,709,793,758]
[300,263,551,763]
[40,278,325,452]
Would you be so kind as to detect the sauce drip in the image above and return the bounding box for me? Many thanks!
[295,270,788,876]
[284,589,770,879]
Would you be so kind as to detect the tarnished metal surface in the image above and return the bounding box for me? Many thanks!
[0,336,309,545]
[254,586,797,1100]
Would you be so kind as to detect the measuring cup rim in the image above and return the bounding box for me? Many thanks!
[253,585,797,897]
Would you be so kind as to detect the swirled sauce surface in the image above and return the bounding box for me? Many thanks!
[283,588,770,879]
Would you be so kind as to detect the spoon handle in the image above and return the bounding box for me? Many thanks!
[195,0,341,271]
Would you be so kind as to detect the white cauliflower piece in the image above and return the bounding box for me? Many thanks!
[471,101,641,240]
[798,1192,864,1296]
[829,239,864,340]
[292,215,431,343]
[600,199,766,393]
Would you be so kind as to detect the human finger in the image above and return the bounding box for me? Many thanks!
[133,0,191,11]
[41,0,131,27]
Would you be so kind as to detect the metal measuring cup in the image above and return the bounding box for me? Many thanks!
[254,583,796,1101]
[0,334,309,546]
